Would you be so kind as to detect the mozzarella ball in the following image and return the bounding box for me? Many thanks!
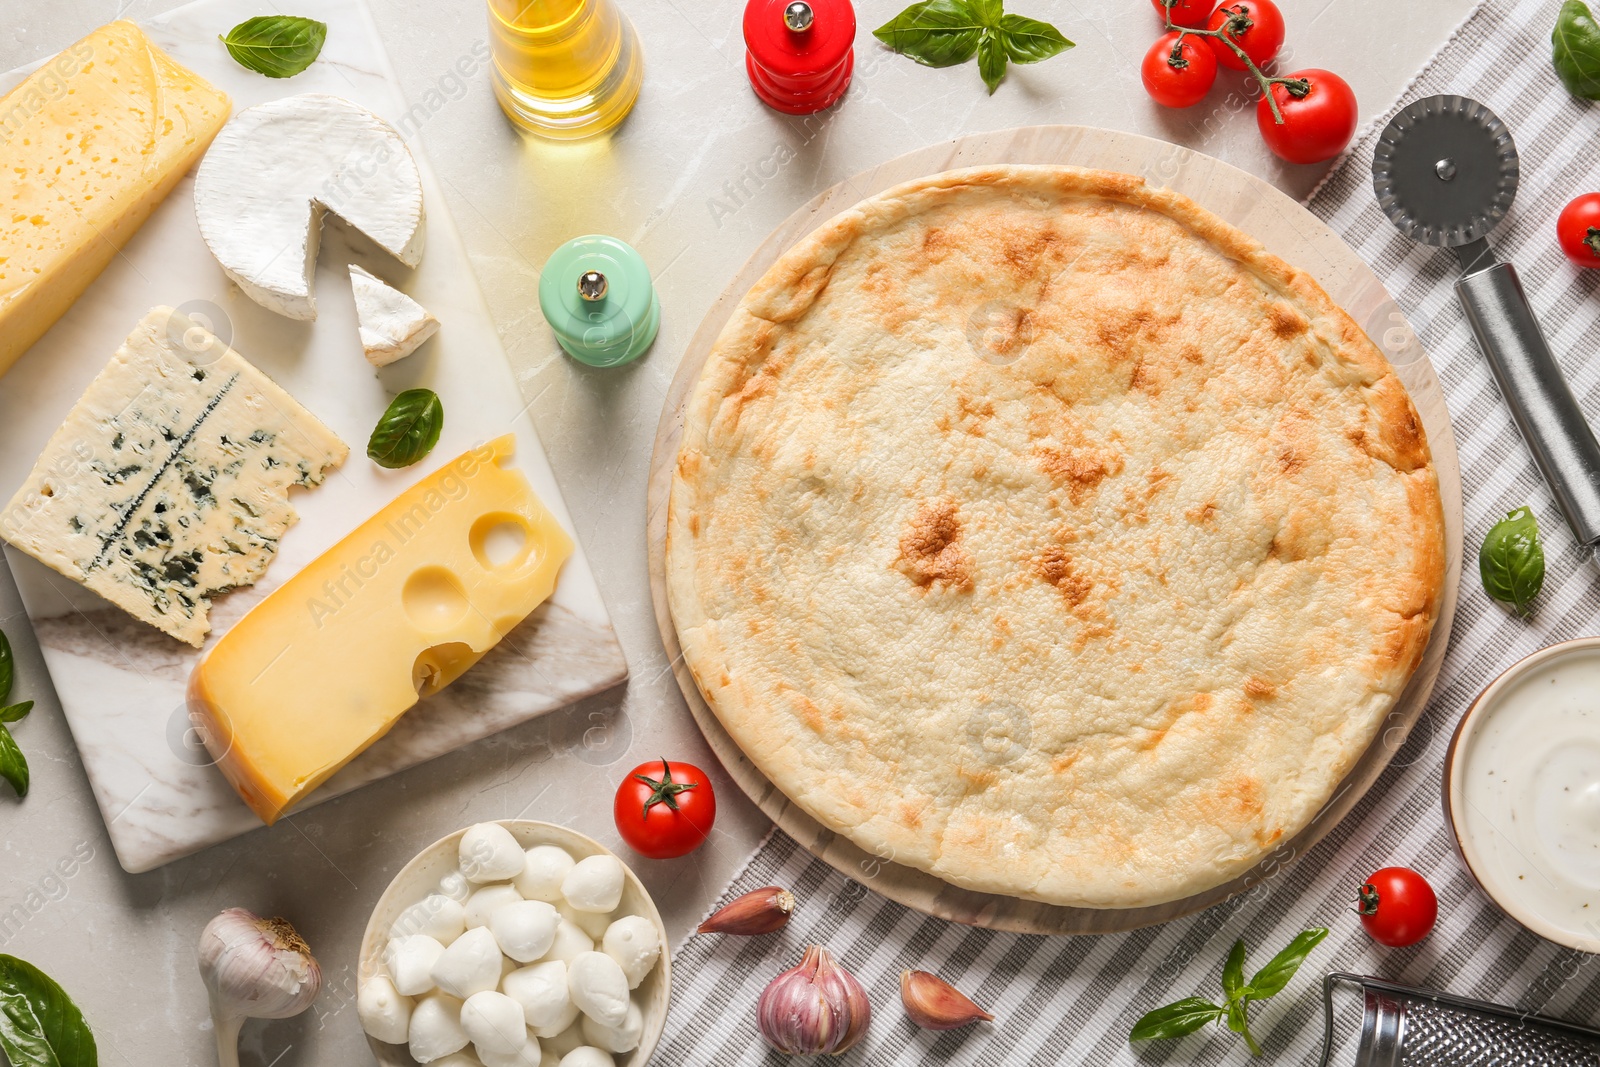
[393,894,467,946]
[560,856,624,913]
[491,899,560,963]
[530,1000,580,1040]
[557,902,612,942]
[461,823,527,883]
[601,916,660,989]
[566,951,630,1028]
[461,991,527,1059]
[357,976,413,1044]
[581,999,643,1053]
[465,884,524,930]
[542,921,594,964]
[514,846,576,903]
[409,993,469,1063]
[430,927,503,999]
[439,870,473,903]
[542,1023,587,1058]
[433,1055,484,1067]
[558,1048,614,1067]
[477,1033,545,1067]
[502,960,572,1030]
[386,935,446,997]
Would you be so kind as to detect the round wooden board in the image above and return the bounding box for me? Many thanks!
[646,125,1464,935]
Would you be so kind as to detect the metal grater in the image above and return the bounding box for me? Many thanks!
[1318,973,1600,1066]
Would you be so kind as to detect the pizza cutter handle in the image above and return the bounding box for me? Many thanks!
[1457,260,1600,547]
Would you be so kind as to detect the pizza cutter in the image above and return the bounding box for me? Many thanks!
[1373,94,1600,548]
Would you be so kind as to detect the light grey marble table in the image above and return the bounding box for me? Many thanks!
[0,0,1475,1063]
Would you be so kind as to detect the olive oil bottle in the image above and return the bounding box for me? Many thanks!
[487,0,644,140]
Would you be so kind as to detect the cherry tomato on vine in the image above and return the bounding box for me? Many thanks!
[1557,193,1600,267]
[1206,0,1285,71]
[1142,32,1219,109]
[614,758,717,859]
[1151,0,1217,29]
[1357,867,1437,948]
[1257,69,1358,164]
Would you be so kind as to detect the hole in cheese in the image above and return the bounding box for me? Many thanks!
[412,642,476,697]
[401,567,471,631]
[470,513,539,571]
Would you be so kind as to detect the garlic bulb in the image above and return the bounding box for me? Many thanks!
[197,908,322,1067]
[757,945,870,1055]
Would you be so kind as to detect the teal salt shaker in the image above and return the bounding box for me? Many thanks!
[538,235,660,367]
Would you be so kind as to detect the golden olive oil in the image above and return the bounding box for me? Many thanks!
[488,0,643,140]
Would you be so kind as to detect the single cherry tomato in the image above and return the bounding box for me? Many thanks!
[1257,69,1358,164]
[1206,0,1285,71]
[1142,32,1219,109]
[1557,193,1600,267]
[1151,0,1217,29]
[613,758,717,859]
[1357,866,1438,947]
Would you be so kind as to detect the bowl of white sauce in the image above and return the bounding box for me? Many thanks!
[1445,637,1600,953]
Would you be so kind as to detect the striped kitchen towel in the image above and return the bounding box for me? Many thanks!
[657,0,1600,1063]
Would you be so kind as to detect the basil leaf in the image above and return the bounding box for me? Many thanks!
[367,389,444,469]
[1554,1,1600,100]
[0,703,33,724]
[970,0,1003,21]
[0,955,97,1067]
[873,0,984,68]
[1221,939,1246,1001]
[977,30,1007,93]
[999,14,1074,63]
[219,16,327,79]
[0,628,14,704]
[1129,997,1224,1041]
[1225,997,1263,1055]
[1479,506,1545,617]
[1244,927,1328,1001]
[0,727,27,798]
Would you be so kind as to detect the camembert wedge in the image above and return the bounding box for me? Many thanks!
[188,435,573,824]
[0,307,348,646]
[349,264,439,366]
[0,22,231,376]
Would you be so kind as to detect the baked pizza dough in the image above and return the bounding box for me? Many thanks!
[666,166,1445,909]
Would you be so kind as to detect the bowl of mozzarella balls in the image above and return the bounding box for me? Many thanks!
[358,821,670,1067]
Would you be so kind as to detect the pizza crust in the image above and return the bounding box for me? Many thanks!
[667,165,1444,909]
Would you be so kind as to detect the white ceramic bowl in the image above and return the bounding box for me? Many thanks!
[359,820,672,1066]
[1444,637,1600,954]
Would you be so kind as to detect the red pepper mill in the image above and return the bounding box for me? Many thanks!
[743,0,856,115]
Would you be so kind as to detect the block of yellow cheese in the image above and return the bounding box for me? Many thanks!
[0,22,230,376]
[188,436,573,824]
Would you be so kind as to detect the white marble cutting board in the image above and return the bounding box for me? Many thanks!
[0,0,628,873]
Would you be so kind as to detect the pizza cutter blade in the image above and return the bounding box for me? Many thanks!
[1374,94,1600,549]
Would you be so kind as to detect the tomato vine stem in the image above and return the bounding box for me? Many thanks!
[1159,0,1308,125]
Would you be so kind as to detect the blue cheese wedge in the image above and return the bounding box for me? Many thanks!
[0,307,348,646]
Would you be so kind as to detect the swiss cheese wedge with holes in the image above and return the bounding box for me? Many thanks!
[189,436,572,824]
[666,166,1445,909]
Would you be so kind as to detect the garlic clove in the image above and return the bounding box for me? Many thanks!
[358,975,413,1044]
[601,915,660,989]
[566,951,630,1028]
[697,886,795,935]
[757,945,871,1056]
[900,969,994,1030]
[198,908,322,1067]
